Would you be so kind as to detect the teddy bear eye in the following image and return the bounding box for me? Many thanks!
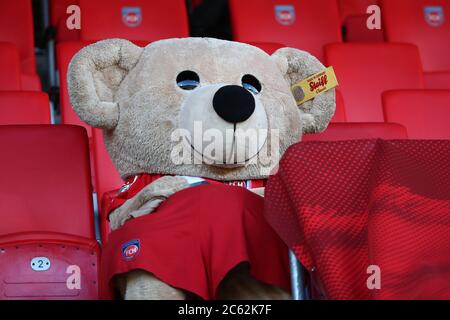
[177,70,200,90]
[242,74,262,95]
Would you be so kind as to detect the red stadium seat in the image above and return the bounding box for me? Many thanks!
[78,0,189,42]
[229,0,342,62]
[381,0,450,74]
[0,125,100,300]
[0,0,41,90]
[0,92,51,124]
[0,43,22,91]
[92,129,123,245]
[92,129,123,212]
[302,122,408,141]
[325,43,425,122]
[50,0,81,42]
[56,41,94,137]
[383,90,450,140]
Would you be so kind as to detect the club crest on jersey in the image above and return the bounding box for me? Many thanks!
[424,6,445,27]
[122,7,142,28]
[275,5,296,26]
[122,240,140,261]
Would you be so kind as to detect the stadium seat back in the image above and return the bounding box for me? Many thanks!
[229,0,342,62]
[78,0,189,42]
[50,0,81,42]
[0,0,36,74]
[0,92,51,124]
[338,0,378,22]
[92,129,123,208]
[383,90,450,140]
[380,0,450,72]
[0,43,22,91]
[302,122,408,141]
[325,43,425,122]
[0,125,94,239]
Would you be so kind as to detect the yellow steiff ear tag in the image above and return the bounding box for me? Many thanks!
[291,66,338,105]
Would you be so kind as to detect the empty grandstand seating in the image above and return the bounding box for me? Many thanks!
[229,0,342,62]
[0,125,99,299]
[381,0,450,89]
[0,92,51,124]
[383,90,450,140]
[325,43,425,122]
[0,43,22,91]
[78,0,189,42]
[302,122,408,141]
[339,0,384,42]
[0,0,41,91]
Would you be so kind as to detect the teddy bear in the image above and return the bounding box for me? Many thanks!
[68,37,335,300]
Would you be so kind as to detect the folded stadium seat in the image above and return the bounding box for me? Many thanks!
[338,0,384,42]
[380,0,450,89]
[92,129,123,215]
[92,130,123,244]
[302,122,408,141]
[0,43,22,91]
[383,90,450,140]
[325,43,425,122]
[0,125,100,300]
[0,0,41,91]
[78,0,189,43]
[0,92,51,124]
[50,0,81,42]
[229,0,342,62]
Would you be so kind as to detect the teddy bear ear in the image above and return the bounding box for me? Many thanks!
[271,48,336,134]
[68,39,143,129]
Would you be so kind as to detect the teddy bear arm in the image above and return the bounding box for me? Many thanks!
[109,176,190,230]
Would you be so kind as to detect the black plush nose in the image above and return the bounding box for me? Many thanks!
[213,85,255,123]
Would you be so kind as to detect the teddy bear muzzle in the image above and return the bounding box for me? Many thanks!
[179,83,268,167]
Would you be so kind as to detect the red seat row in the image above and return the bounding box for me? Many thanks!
[1,87,449,299]
[0,0,41,91]
[50,0,189,43]
[0,125,99,299]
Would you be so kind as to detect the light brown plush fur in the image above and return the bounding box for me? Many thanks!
[68,38,335,300]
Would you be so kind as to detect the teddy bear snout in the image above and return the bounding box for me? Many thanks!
[212,85,256,123]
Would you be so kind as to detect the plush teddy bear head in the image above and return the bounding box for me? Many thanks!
[68,38,335,181]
